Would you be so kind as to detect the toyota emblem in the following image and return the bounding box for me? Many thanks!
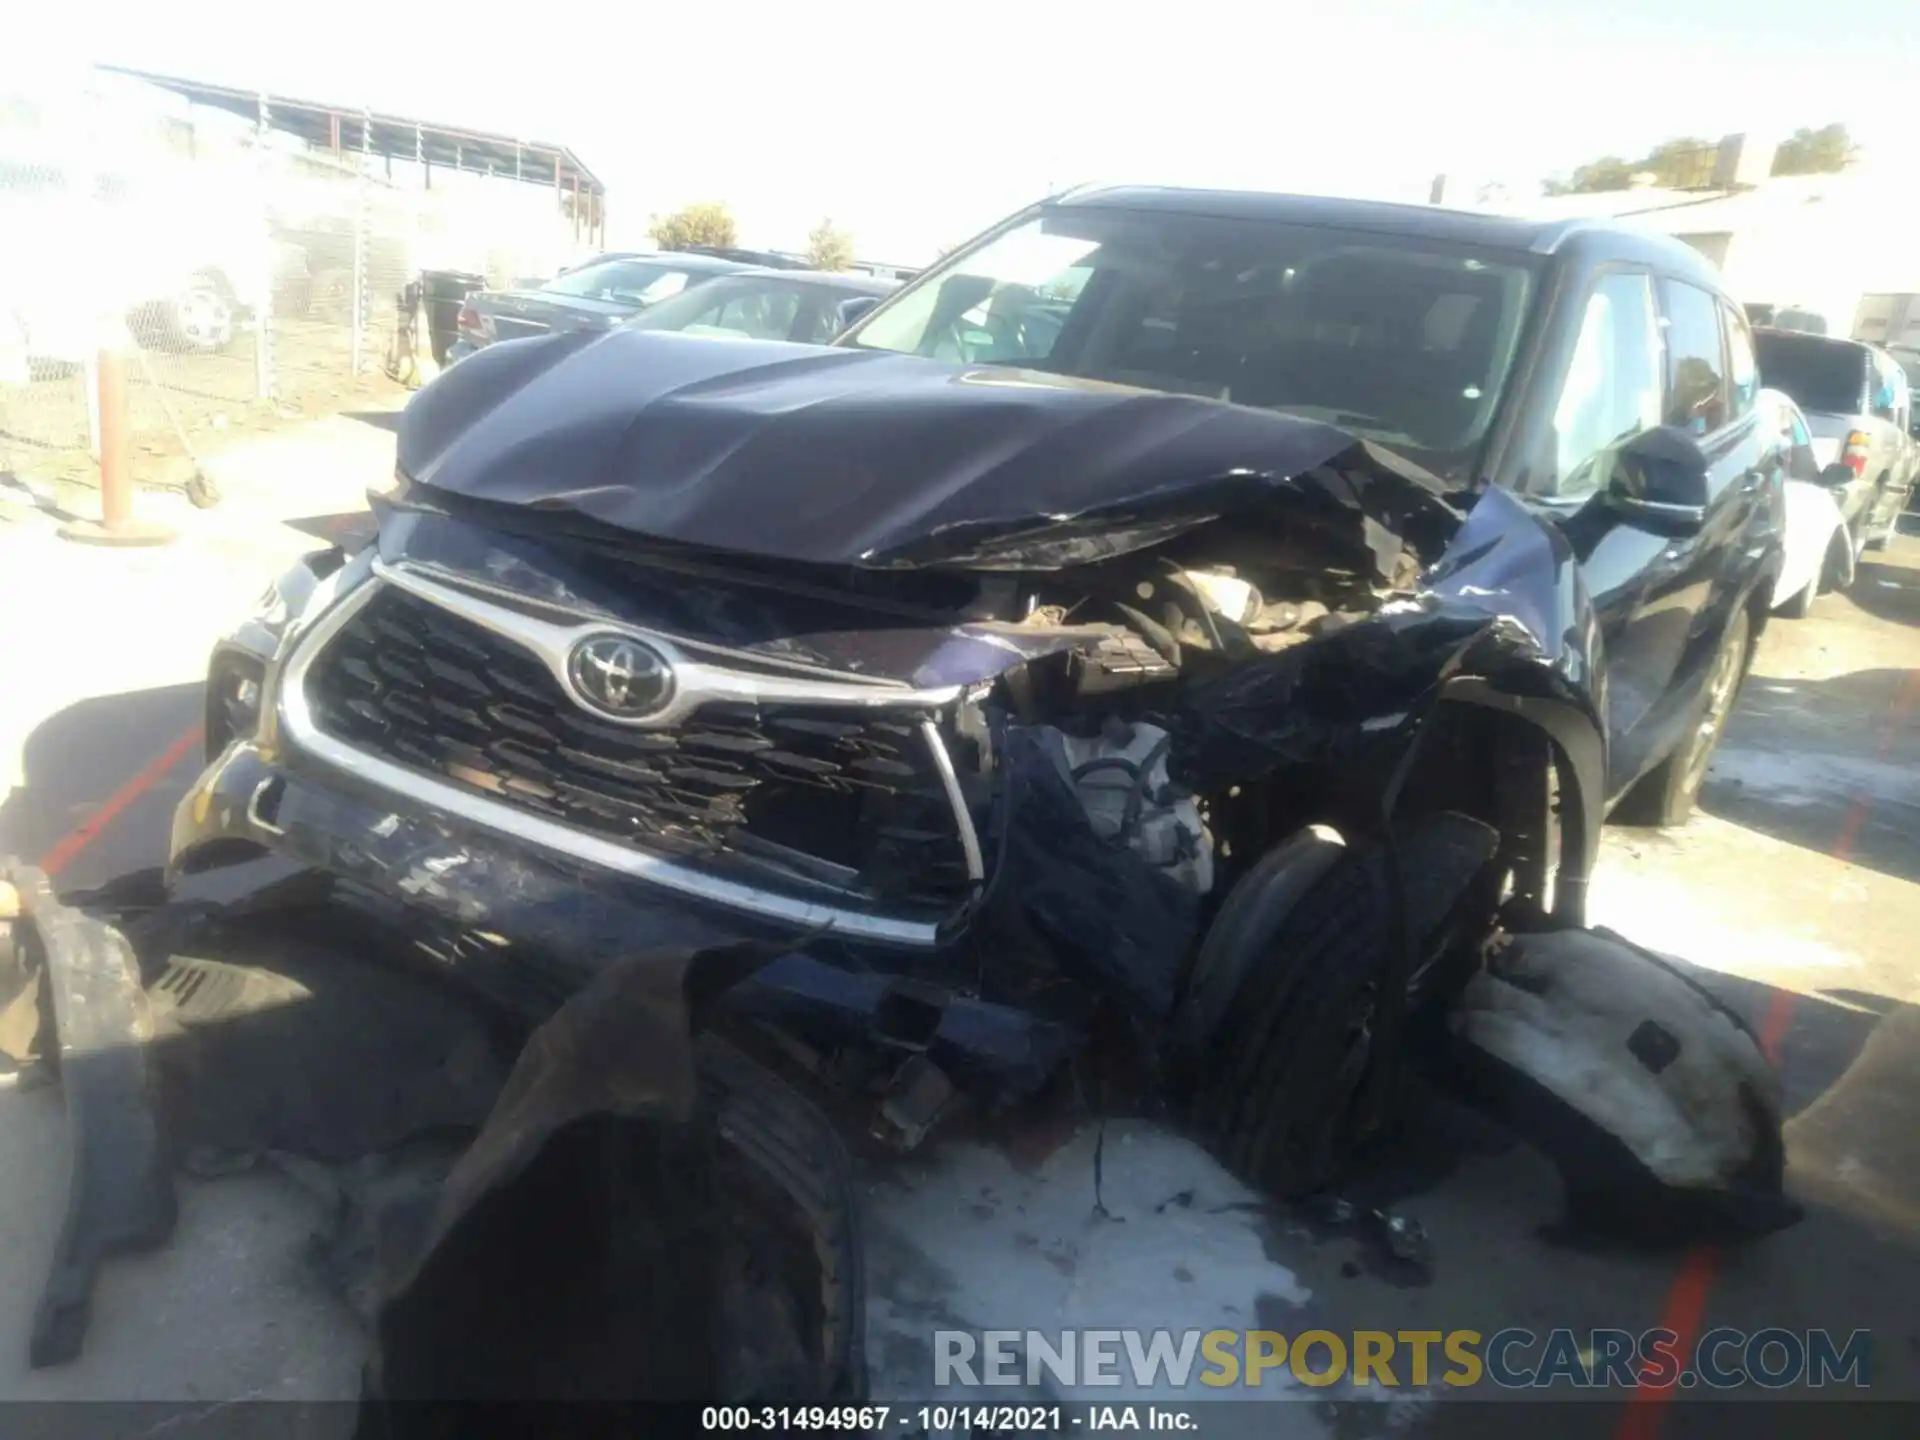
[567,634,674,718]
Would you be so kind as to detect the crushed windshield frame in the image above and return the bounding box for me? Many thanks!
[843,203,1540,481]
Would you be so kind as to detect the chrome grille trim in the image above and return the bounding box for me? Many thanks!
[277,572,985,948]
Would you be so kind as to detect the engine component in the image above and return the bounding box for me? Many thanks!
[873,1054,960,1153]
[1035,720,1213,895]
[1180,570,1260,625]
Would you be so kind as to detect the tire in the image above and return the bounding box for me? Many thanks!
[1863,481,1894,551]
[697,1037,867,1403]
[1170,824,1346,1061]
[1612,605,1751,828]
[1181,812,1500,1199]
[161,273,237,354]
[1781,575,1818,619]
[309,268,354,323]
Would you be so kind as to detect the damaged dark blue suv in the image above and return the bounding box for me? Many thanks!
[171,188,1794,1340]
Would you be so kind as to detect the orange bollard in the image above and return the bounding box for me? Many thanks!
[97,348,133,530]
[59,344,174,547]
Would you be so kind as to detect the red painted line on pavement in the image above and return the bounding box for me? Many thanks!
[1616,1247,1721,1438]
[1615,663,1920,1438]
[1757,989,1797,1066]
[36,725,204,878]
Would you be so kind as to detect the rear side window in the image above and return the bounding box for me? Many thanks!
[1544,270,1663,498]
[1659,281,1729,434]
[1753,332,1868,415]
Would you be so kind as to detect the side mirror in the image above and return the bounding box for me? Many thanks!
[1817,462,1857,487]
[1604,426,1711,532]
[833,296,881,334]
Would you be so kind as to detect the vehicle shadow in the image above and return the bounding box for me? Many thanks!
[1844,553,1920,627]
[1700,665,1920,885]
[344,410,402,434]
[0,683,206,892]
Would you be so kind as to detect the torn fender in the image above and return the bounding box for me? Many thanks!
[1445,926,1803,1242]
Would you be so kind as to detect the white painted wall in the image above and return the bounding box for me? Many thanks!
[1472,161,1920,340]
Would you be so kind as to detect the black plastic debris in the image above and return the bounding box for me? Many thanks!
[0,863,178,1368]
[353,941,866,1434]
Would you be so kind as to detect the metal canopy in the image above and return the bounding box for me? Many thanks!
[97,64,605,198]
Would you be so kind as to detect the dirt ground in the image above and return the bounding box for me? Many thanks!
[0,422,1916,1433]
[0,315,411,507]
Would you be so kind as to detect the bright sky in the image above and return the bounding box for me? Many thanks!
[21,0,1920,264]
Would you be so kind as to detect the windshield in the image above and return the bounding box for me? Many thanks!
[843,205,1539,480]
[1754,332,1867,416]
[629,276,817,341]
[540,258,703,306]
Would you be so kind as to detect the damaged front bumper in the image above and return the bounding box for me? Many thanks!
[172,738,1081,1099]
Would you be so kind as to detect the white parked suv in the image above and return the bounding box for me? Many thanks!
[0,152,301,364]
[1753,327,1917,549]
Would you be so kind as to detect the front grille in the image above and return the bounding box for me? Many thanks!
[303,586,975,911]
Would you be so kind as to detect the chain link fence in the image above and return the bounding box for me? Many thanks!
[2,69,581,512]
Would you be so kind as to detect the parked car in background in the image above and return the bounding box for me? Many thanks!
[625,269,898,344]
[447,251,748,362]
[668,245,812,270]
[1757,388,1873,616]
[1752,328,1916,548]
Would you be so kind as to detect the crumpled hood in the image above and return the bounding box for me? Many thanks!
[395,328,1460,569]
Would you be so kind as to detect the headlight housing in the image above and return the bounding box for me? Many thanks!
[205,547,371,760]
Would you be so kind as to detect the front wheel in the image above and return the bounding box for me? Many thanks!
[1179,812,1501,1199]
[1613,606,1751,828]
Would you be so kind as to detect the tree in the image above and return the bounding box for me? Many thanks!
[1771,124,1857,176]
[1543,155,1636,195]
[806,217,854,272]
[1544,123,1859,196]
[649,202,738,251]
[1640,137,1716,188]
